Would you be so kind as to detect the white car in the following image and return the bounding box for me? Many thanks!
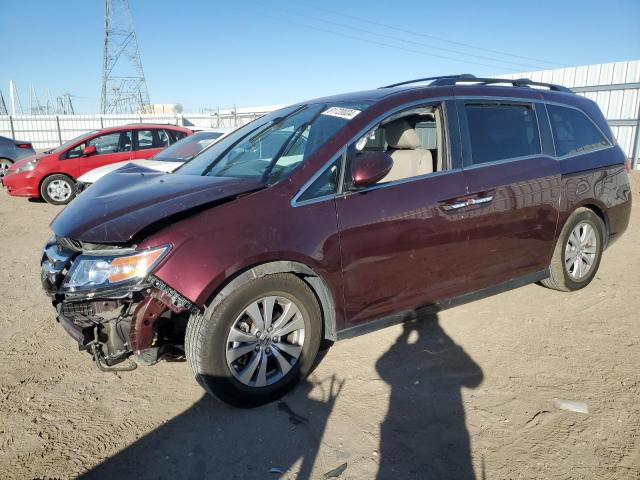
[76,129,230,191]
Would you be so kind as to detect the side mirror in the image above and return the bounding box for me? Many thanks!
[83,145,97,156]
[351,151,393,188]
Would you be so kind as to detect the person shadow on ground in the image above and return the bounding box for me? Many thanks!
[375,311,484,480]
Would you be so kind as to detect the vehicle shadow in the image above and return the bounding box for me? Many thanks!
[81,311,482,479]
[80,349,342,480]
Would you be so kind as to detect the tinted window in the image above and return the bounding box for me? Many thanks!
[179,102,370,184]
[154,131,223,162]
[466,103,540,164]
[87,131,132,154]
[298,159,340,202]
[55,131,98,155]
[547,104,609,157]
[137,129,169,150]
[170,130,188,143]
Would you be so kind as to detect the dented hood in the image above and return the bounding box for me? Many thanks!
[51,165,263,243]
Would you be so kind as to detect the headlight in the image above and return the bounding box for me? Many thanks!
[61,246,170,292]
[15,158,39,174]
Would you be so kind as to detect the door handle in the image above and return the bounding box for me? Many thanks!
[439,195,494,211]
[470,195,493,205]
[440,200,468,211]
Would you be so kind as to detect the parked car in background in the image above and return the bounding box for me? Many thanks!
[75,128,231,192]
[40,75,631,407]
[1,124,192,204]
[0,135,36,177]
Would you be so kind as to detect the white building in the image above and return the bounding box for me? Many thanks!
[501,60,640,168]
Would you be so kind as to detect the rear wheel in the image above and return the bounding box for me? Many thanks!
[541,208,605,291]
[0,158,12,177]
[185,273,322,407]
[41,174,75,205]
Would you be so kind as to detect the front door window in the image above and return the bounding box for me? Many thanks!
[87,131,132,154]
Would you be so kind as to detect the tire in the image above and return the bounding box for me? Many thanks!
[40,174,76,205]
[0,158,13,178]
[541,207,605,292]
[185,273,322,407]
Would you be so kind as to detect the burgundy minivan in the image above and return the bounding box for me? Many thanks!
[41,75,632,406]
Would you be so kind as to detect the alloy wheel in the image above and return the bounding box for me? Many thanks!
[225,296,306,388]
[564,222,597,280]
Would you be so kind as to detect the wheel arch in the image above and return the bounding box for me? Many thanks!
[579,201,610,246]
[201,260,338,342]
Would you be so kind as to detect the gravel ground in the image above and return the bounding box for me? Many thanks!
[0,173,638,480]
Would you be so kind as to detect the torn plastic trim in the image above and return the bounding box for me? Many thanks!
[148,275,201,315]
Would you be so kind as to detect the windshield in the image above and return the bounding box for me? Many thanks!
[177,102,370,183]
[50,131,98,153]
[154,131,225,162]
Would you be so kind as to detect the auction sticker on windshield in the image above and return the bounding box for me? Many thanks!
[321,107,361,120]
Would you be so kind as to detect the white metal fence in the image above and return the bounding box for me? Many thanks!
[0,107,281,150]
[2,61,639,168]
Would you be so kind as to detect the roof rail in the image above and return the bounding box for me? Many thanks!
[381,74,573,93]
[381,74,477,89]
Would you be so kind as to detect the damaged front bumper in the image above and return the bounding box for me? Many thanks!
[41,237,200,371]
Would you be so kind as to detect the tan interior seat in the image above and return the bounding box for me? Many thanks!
[380,119,433,183]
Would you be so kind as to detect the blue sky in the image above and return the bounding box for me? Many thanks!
[1,0,639,113]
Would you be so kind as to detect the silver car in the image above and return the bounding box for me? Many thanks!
[0,135,36,177]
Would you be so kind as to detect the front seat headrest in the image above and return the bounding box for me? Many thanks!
[385,119,421,150]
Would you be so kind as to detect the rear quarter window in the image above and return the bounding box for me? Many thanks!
[169,130,188,143]
[465,103,541,165]
[546,104,610,157]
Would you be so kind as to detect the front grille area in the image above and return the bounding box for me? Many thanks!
[61,301,96,317]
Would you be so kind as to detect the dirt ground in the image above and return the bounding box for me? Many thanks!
[0,173,638,480]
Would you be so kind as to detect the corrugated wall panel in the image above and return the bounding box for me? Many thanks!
[500,61,640,166]
[599,63,615,85]
[612,61,628,83]
[609,90,624,119]
[621,90,639,119]
[626,61,640,83]
[586,64,601,86]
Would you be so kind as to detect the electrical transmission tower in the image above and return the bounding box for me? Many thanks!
[0,91,7,115]
[101,0,151,114]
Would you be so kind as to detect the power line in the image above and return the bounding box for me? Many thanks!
[295,1,565,68]
[242,6,521,72]
[254,1,551,71]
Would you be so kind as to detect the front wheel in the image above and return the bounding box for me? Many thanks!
[541,207,605,292]
[0,158,12,178]
[185,273,322,407]
[41,174,76,205]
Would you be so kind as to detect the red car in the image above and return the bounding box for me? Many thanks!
[1,124,192,204]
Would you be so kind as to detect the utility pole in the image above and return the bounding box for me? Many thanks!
[101,0,151,114]
[9,80,22,115]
